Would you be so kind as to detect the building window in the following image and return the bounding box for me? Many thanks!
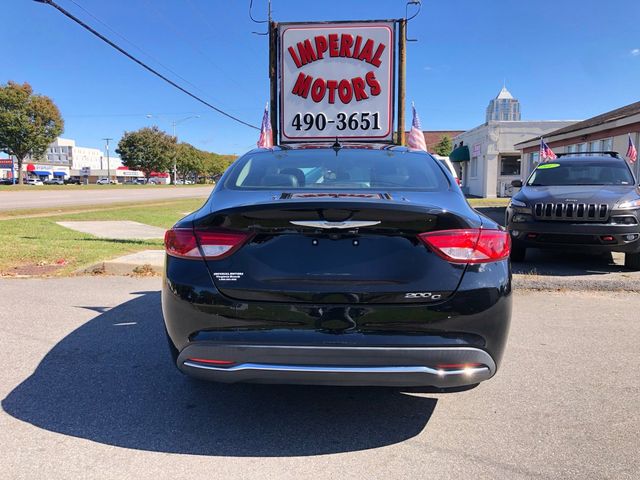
[529,152,540,172]
[601,138,613,151]
[577,143,587,153]
[588,140,600,153]
[500,156,521,176]
[470,157,478,177]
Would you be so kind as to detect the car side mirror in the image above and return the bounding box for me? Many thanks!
[511,180,523,188]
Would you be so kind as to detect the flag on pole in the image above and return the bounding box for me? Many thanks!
[539,138,557,162]
[407,102,427,151]
[626,133,637,163]
[257,103,273,149]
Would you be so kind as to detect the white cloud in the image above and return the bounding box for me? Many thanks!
[631,48,640,57]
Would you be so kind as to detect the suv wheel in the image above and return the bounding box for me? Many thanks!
[510,238,526,262]
[624,252,640,270]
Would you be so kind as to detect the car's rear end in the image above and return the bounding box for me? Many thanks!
[162,146,512,388]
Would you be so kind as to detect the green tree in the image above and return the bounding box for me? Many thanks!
[201,152,236,182]
[0,81,64,184]
[116,126,176,180]
[434,135,453,156]
[175,142,204,182]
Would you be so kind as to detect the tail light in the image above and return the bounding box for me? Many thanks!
[418,229,510,263]
[455,178,461,186]
[164,228,250,260]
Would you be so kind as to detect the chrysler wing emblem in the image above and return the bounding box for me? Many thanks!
[290,220,381,229]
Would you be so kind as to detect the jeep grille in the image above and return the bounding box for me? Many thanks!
[533,203,609,222]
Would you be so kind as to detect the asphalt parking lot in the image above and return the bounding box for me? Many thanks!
[1,277,638,479]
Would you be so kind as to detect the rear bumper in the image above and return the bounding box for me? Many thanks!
[162,255,512,387]
[178,344,495,387]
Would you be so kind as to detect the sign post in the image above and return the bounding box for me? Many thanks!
[277,21,397,144]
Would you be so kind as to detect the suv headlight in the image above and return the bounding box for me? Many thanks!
[616,199,640,209]
[509,198,527,208]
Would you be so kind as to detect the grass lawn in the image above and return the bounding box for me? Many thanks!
[0,198,206,276]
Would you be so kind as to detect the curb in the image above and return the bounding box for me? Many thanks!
[82,249,164,276]
[513,274,640,292]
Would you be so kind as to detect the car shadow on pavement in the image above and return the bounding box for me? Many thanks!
[2,291,437,457]
[512,250,630,276]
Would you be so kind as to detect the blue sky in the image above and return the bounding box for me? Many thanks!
[3,0,640,154]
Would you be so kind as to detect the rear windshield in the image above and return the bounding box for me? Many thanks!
[226,149,448,191]
[527,161,634,186]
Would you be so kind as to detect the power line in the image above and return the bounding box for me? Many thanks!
[34,0,260,130]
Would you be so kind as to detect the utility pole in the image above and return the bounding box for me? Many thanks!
[103,138,113,183]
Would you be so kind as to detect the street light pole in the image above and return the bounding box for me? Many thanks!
[146,114,199,185]
[172,121,177,185]
[103,138,113,183]
[171,115,200,185]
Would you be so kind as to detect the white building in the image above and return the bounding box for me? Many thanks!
[17,138,122,180]
[451,120,577,198]
[486,86,521,122]
[47,138,122,172]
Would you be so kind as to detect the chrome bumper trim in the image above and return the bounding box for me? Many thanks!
[183,361,489,378]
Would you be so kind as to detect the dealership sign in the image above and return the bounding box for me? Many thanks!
[0,158,13,169]
[279,21,395,143]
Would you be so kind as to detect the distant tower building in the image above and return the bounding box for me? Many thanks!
[486,85,521,122]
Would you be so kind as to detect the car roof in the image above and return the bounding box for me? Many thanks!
[542,155,626,163]
[244,144,425,155]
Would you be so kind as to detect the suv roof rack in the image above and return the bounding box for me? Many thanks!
[555,151,620,158]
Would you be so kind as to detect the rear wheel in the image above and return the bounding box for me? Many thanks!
[625,252,640,270]
[510,238,526,262]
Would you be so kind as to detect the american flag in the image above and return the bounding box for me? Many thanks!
[626,133,637,163]
[407,103,427,151]
[257,103,273,149]
[540,138,557,162]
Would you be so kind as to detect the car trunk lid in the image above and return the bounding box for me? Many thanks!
[193,197,480,304]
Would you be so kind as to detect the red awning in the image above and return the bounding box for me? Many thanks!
[27,163,35,172]
[150,172,169,178]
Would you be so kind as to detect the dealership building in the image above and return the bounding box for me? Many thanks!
[515,101,640,180]
[450,86,576,197]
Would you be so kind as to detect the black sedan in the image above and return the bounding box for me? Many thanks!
[162,144,512,389]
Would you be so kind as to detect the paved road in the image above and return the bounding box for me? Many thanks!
[0,277,638,479]
[0,186,213,211]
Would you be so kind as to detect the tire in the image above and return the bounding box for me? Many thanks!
[510,238,526,262]
[624,252,640,270]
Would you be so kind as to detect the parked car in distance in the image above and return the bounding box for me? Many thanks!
[506,152,640,269]
[432,154,461,186]
[0,178,13,185]
[65,176,81,185]
[162,144,512,390]
[44,178,65,185]
[96,177,113,185]
[26,178,44,185]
